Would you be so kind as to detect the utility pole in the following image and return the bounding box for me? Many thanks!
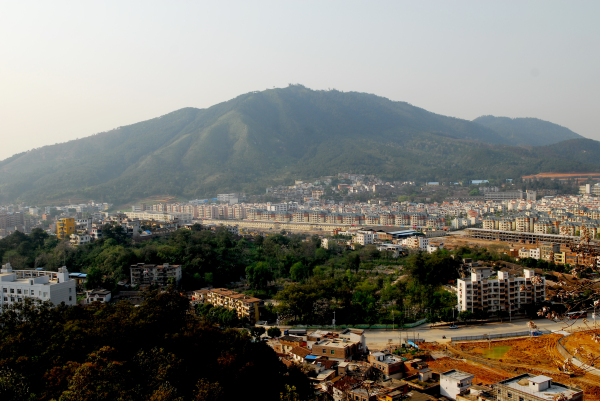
[333,311,336,330]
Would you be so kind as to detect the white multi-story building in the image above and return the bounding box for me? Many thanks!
[457,268,545,314]
[125,211,192,224]
[267,203,288,212]
[354,231,374,246]
[529,248,541,260]
[440,370,474,400]
[402,236,429,251]
[217,193,239,205]
[70,233,91,246]
[0,264,76,308]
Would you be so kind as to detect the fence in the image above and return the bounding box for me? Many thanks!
[451,329,551,342]
[289,318,428,331]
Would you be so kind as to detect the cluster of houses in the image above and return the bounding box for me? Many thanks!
[267,328,583,401]
[321,228,439,255]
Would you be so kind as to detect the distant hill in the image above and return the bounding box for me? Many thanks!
[472,115,583,146]
[0,85,599,204]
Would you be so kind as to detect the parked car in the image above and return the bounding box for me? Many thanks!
[449,324,459,329]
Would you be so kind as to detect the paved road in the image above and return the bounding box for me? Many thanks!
[363,318,586,349]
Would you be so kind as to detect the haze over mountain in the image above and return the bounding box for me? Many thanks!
[0,85,597,205]
[472,115,583,147]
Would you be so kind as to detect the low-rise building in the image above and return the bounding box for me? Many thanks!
[368,352,405,379]
[495,374,583,401]
[195,287,261,323]
[86,289,112,303]
[440,370,474,400]
[130,263,182,288]
[70,233,91,246]
[0,264,76,308]
[312,337,361,361]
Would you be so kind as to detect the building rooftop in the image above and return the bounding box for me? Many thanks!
[315,338,352,348]
[498,374,582,401]
[442,370,475,381]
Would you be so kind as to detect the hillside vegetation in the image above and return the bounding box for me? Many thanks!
[0,85,597,204]
[473,115,582,146]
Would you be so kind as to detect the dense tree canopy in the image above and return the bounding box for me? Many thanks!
[0,290,311,401]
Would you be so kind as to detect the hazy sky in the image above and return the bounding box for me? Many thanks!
[1,1,599,160]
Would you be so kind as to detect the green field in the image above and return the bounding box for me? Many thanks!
[483,346,512,359]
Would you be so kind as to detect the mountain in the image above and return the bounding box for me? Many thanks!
[1,85,599,205]
[472,115,583,146]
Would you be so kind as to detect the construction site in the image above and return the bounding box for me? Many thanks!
[413,330,600,400]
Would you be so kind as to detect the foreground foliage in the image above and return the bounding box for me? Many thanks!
[0,291,312,401]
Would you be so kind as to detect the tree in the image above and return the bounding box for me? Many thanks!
[458,310,474,324]
[267,327,281,338]
[246,262,273,290]
[250,326,266,339]
[290,262,310,282]
[346,253,360,273]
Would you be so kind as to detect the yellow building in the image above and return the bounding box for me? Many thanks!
[57,218,76,239]
[193,288,261,323]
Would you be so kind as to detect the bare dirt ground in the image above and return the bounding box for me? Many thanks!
[427,356,510,385]
[429,234,539,252]
[425,334,600,400]
[563,330,600,360]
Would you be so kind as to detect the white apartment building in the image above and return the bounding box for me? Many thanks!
[402,236,429,251]
[267,203,288,212]
[125,211,192,224]
[354,231,374,246]
[457,268,545,314]
[518,248,529,258]
[440,370,474,400]
[70,233,91,246]
[529,248,540,260]
[217,193,239,205]
[0,264,76,308]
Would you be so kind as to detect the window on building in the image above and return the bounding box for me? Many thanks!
[519,397,524,401]
[69,288,72,293]
[331,350,335,355]
[508,393,512,398]
[69,296,72,301]
[17,289,21,294]
[10,289,14,294]
[43,292,48,298]
[322,349,326,353]
[2,288,6,293]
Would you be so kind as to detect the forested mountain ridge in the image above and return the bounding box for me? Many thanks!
[0,85,598,204]
[473,115,583,146]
